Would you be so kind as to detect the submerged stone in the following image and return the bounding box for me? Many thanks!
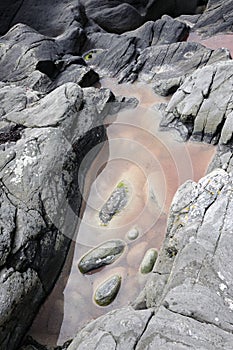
[99,181,128,224]
[140,248,158,274]
[94,275,122,306]
[127,227,139,241]
[78,239,126,274]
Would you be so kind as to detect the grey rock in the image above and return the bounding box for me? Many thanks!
[0,81,122,350]
[50,65,99,90]
[67,307,154,350]
[208,145,233,175]
[140,248,158,274]
[78,239,126,274]
[82,15,188,53]
[0,23,60,83]
[0,23,98,92]
[84,1,144,34]
[122,41,230,95]
[0,0,85,37]
[70,168,233,349]
[194,0,233,37]
[159,60,233,143]
[99,182,128,224]
[94,275,122,306]
[89,39,229,95]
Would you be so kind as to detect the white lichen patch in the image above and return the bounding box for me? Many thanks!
[219,283,227,291]
[217,271,225,281]
[225,297,233,311]
[10,154,37,184]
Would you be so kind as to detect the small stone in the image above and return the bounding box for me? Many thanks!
[140,248,158,274]
[94,275,122,306]
[99,181,128,224]
[78,239,126,274]
[127,227,139,240]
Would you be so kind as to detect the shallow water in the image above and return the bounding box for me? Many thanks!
[188,32,233,57]
[28,79,215,346]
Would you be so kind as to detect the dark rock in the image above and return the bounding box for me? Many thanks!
[121,41,230,95]
[94,275,122,306]
[145,0,199,21]
[0,0,85,37]
[159,60,233,143]
[0,24,60,83]
[88,37,230,95]
[84,1,144,34]
[99,181,129,224]
[0,24,98,92]
[78,239,126,274]
[194,0,233,37]
[50,65,99,90]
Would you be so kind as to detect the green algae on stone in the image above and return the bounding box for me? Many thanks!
[140,248,158,274]
[94,275,122,306]
[78,239,126,274]
[83,49,104,62]
[99,180,128,224]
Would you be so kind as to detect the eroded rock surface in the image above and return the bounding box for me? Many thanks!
[68,168,233,349]
[67,307,154,350]
[1,0,233,349]
[194,0,233,37]
[159,60,233,143]
[0,81,121,350]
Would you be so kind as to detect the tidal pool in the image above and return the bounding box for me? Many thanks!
[28,80,215,346]
[188,32,233,56]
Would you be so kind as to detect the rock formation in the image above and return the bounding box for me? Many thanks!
[1,0,233,350]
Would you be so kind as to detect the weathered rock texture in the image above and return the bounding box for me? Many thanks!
[0,80,119,350]
[159,60,233,143]
[1,0,233,349]
[67,168,233,349]
[194,0,233,37]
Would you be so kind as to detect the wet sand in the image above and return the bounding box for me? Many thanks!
[28,80,215,346]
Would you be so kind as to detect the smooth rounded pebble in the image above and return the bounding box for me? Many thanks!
[140,248,158,274]
[94,275,122,306]
[78,239,126,274]
[127,227,139,240]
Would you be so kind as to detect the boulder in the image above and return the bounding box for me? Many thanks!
[194,0,233,37]
[0,0,86,37]
[159,60,233,143]
[0,23,97,91]
[68,169,233,349]
[67,307,154,350]
[0,81,120,350]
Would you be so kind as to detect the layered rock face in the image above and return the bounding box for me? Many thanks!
[0,81,118,350]
[1,0,233,350]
